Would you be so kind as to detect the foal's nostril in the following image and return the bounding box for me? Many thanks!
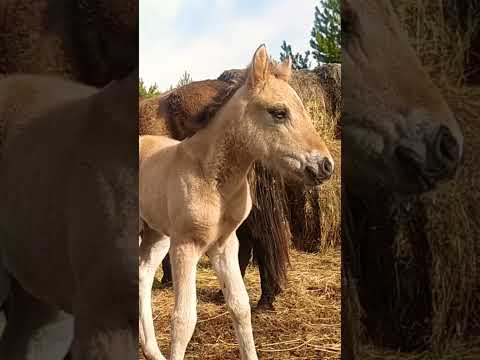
[306,165,317,179]
[435,126,460,170]
[321,158,333,178]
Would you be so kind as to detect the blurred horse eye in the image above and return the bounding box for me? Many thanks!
[268,108,288,122]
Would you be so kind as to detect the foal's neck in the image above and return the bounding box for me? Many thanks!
[181,88,254,195]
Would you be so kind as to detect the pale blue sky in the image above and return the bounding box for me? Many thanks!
[140,0,318,91]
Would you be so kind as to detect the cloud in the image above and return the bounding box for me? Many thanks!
[140,0,316,91]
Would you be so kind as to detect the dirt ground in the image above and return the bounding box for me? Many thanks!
[139,248,341,360]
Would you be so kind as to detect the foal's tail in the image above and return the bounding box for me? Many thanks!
[245,164,291,290]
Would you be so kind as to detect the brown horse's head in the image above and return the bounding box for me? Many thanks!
[343,0,463,194]
[233,45,334,186]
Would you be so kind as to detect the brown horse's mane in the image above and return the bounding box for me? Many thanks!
[163,79,242,138]
[184,59,284,128]
[165,61,290,133]
[200,81,243,125]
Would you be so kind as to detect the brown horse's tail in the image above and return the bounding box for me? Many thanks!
[245,163,291,291]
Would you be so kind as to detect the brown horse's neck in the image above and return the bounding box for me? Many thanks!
[180,87,254,195]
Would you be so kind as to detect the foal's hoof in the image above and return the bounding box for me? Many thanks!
[143,348,166,360]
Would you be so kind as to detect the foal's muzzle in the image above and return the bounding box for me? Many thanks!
[304,153,334,185]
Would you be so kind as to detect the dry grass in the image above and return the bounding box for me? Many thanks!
[140,248,341,360]
[360,339,480,360]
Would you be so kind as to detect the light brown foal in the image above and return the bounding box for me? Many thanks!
[139,45,334,360]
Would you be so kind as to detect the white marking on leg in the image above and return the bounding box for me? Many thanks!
[139,233,170,360]
[170,243,200,360]
[208,234,258,360]
[26,311,73,360]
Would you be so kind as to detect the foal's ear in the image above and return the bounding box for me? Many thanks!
[276,56,292,82]
[248,44,270,89]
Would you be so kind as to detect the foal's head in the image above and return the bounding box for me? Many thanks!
[236,45,334,186]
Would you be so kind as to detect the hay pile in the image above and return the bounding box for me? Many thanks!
[355,0,480,357]
[141,248,340,360]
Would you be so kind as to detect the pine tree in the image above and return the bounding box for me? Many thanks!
[279,41,311,70]
[177,71,193,87]
[310,0,341,64]
[139,78,161,98]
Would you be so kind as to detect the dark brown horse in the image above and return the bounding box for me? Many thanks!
[139,73,291,310]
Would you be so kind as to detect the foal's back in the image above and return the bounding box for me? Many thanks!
[139,135,179,165]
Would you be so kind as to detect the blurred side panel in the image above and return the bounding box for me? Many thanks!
[342,0,479,358]
[0,1,138,359]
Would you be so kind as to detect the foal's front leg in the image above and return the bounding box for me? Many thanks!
[139,228,170,360]
[170,242,201,360]
[208,233,258,360]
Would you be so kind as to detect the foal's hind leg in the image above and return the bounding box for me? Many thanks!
[139,228,170,360]
[208,233,258,360]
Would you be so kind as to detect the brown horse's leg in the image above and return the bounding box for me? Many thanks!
[255,252,281,311]
[237,224,253,278]
[160,255,173,287]
[0,279,73,360]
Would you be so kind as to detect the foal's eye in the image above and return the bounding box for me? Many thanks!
[268,108,288,122]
